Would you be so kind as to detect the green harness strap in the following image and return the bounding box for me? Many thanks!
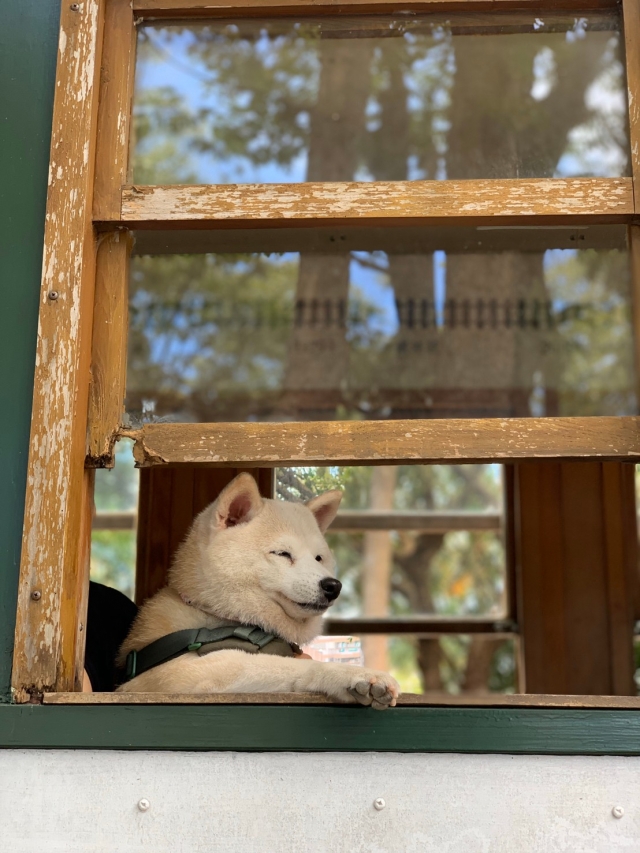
[124,623,300,682]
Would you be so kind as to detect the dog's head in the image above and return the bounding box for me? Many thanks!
[169,473,343,644]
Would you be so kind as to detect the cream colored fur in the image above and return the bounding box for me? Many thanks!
[117,473,400,708]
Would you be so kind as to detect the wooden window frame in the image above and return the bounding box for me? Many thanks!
[10,0,640,708]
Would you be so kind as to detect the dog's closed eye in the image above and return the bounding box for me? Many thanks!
[271,550,293,562]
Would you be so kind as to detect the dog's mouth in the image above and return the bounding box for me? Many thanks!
[293,600,329,613]
[278,594,330,615]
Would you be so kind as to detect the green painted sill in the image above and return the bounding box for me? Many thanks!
[1,704,640,753]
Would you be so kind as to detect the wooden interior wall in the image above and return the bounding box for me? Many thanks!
[135,468,274,604]
[514,461,638,696]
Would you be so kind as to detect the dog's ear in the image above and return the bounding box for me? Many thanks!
[215,473,264,529]
[306,489,342,534]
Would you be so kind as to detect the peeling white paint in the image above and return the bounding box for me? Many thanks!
[58,27,67,56]
[121,179,634,223]
[124,418,640,468]
[14,0,103,689]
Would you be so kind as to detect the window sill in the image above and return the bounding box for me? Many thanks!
[2,695,640,754]
[41,691,640,709]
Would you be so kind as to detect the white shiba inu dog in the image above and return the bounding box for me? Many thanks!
[117,473,400,709]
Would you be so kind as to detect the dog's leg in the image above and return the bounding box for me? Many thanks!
[120,651,400,709]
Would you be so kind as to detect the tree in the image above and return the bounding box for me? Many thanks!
[103,16,632,694]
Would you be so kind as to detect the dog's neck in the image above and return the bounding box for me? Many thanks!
[178,591,220,619]
[170,586,321,646]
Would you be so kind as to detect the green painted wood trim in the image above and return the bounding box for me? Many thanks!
[2,705,640,754]
[0,0,60,702]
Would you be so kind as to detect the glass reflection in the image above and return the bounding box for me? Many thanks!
[126,231,635,423]
[133,13,629,184]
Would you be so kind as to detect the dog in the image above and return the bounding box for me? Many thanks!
[117,473,400,709]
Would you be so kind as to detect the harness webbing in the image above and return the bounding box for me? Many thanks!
[124,623,300,682]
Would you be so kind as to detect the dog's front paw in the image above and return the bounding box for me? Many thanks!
[346,670,400,710]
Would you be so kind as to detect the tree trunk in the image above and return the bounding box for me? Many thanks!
[361,466,397,671]
[461,636,503,694]
[394,531,446,691]
[282,39,374,410]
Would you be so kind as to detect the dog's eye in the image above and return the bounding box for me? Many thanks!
[315,555,322,562]
[271,550,293,561]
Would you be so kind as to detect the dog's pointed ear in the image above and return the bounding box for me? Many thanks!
[306,489,342,534]
[215,473,263,529]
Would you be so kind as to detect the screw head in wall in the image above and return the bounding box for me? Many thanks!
[373,798,386,811]
[612,806,624,819]
[48,291,59,301]
[31,590,41,601]
[138,799,150,812]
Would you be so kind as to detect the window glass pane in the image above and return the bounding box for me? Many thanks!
[90,460,507,624]
[126,225,635,423]
[303,634,517,695]
[132,12,628,184]
[277,464,506,620]
[90,440,138,599]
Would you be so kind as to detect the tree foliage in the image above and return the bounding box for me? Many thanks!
[94,15,634,694]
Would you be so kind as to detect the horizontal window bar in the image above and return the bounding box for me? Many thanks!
[115,416,640,468]
[132,224,628,256]
[92,509,502,532]
[41,692,640,709]
[92,511,137,531]
[115,179,633,228]
[323,617,515,634]
[132,0,620,21]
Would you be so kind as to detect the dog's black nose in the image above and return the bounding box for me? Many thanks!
[320,577,342,601]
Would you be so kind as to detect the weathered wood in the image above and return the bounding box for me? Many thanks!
[136,468,275,604]
[133,5,618,35]
[12,0,105,700]
[86,230,132,467]
[515,462,637,696]
[93,0,136,219]
[601,463,637,694]
[118,179,633,228]
[189,11,617,35]
[132,0,619,18]
[623,0,640,207]
[42,691,640,708]
[71,470,95,692]
[515,463,566,692]
[122,417,640,467]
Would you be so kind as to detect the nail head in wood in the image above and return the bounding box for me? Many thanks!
[31,590,41,601]
[70,3,80,10]
[47,291,59,301]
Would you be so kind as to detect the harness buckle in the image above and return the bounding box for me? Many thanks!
[187,642,202,651]
[125,649,137,680]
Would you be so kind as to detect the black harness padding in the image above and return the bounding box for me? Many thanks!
[124,623,301,682]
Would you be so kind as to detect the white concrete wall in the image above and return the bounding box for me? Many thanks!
[1,751,639,852]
